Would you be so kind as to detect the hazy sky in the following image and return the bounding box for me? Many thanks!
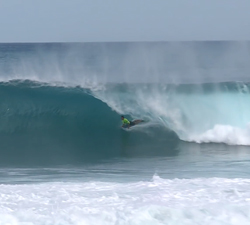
[0,0,250,42]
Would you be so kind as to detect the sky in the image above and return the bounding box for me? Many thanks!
[0,0,250,42]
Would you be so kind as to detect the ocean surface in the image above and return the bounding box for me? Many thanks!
[0,42,250,224]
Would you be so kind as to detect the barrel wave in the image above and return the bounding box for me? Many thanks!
[0,80,178,166]
[0,79,250,166]
[1,42,250,166]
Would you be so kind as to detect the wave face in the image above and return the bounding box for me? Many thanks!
[0,81,249,165]
[1,42,250,165]
[0,81,178,166]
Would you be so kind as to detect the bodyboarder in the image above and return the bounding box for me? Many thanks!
[121,115,144,128]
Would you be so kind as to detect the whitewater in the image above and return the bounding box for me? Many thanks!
[1,176,250,224]
[0,41,250,224]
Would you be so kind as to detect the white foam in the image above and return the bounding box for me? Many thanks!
[188,124,250,145]
[0,176,250,224]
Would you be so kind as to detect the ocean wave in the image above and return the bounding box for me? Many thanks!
[0,80,249,165]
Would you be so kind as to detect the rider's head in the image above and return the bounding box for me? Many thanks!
[121,116,124,120]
